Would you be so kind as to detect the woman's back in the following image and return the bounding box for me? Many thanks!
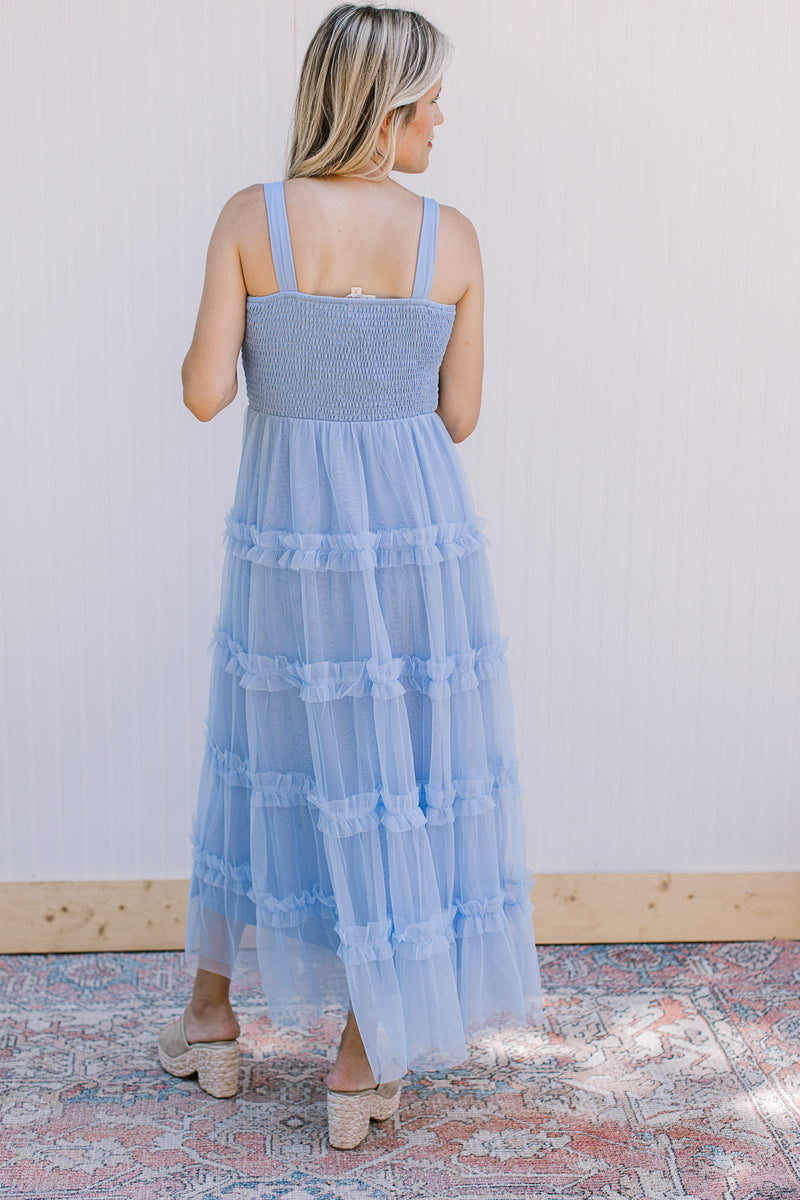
[235,177,470,307]
[193,177,483,442]
[241,181,455,423]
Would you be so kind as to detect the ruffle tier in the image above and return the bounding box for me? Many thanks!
[185,406,544,1082]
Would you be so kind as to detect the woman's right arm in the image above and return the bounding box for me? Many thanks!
[181,193,249,422]
[436,209,484,443]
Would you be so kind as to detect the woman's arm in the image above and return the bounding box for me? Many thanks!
[182,193,248,422]
[436,210,484,443]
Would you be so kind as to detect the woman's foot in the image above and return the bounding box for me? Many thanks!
[325,1010,378,1092]
[157,968,242,1099]
[322,1010,405,1147]
[158,1011,241,1098]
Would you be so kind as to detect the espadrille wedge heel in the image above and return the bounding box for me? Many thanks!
[157,1013,240,1099]
[326,1077,403,1150]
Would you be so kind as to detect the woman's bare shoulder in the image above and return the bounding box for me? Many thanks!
[215,183,266,227]
[196,185,265,259]
[438,203,480,252]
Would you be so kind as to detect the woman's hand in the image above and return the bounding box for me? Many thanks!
[182,193,248,422]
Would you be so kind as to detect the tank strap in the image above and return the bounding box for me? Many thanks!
[263,181,298,293]
[411,196,440,300]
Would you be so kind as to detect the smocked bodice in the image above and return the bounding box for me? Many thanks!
[241,182,456,422]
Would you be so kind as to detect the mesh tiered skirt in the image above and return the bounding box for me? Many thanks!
[185,402,544,1083]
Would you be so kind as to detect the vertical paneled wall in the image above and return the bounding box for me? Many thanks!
[1,0,798,881]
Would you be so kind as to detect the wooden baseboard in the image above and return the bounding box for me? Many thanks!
[0,873,797,954]
[536,872,799,943]
[0,880,189,954]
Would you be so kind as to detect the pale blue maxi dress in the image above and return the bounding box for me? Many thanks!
[184,180,544,1083]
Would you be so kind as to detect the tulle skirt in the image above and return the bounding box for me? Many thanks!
[184,404,544,1083]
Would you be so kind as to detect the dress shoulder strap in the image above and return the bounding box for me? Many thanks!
[262,181,298,293]
[411,196,440,300]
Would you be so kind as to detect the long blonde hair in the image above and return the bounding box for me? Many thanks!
[285,4,452,180]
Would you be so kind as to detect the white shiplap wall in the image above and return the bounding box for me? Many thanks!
[1,0,798,881]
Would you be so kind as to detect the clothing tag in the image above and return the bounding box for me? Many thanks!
[346,286,376,299]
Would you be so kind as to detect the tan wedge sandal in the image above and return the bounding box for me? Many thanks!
[157,1012,240,1099]
[326,1077,403,1150]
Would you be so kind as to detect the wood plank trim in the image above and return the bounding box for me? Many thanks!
[535,872,800,943]
[0,873,797,954]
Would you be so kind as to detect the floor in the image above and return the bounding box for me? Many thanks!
[1,941,798,1199]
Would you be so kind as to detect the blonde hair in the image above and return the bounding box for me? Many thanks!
[285,4,452,180]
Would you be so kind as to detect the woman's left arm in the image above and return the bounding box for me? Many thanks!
[182,194,248,422]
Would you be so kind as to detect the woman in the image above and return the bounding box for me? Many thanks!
[158,2,544,1150]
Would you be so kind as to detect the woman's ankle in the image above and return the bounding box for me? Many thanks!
[184,1004,240,1043]
[325,1060,377,1091]
[184,984,240,1043]
[325,1012,377,1090]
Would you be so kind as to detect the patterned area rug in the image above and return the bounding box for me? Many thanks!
[1,942,798,1199]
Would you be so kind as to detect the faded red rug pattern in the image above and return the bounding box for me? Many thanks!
[1,941,798,1199]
